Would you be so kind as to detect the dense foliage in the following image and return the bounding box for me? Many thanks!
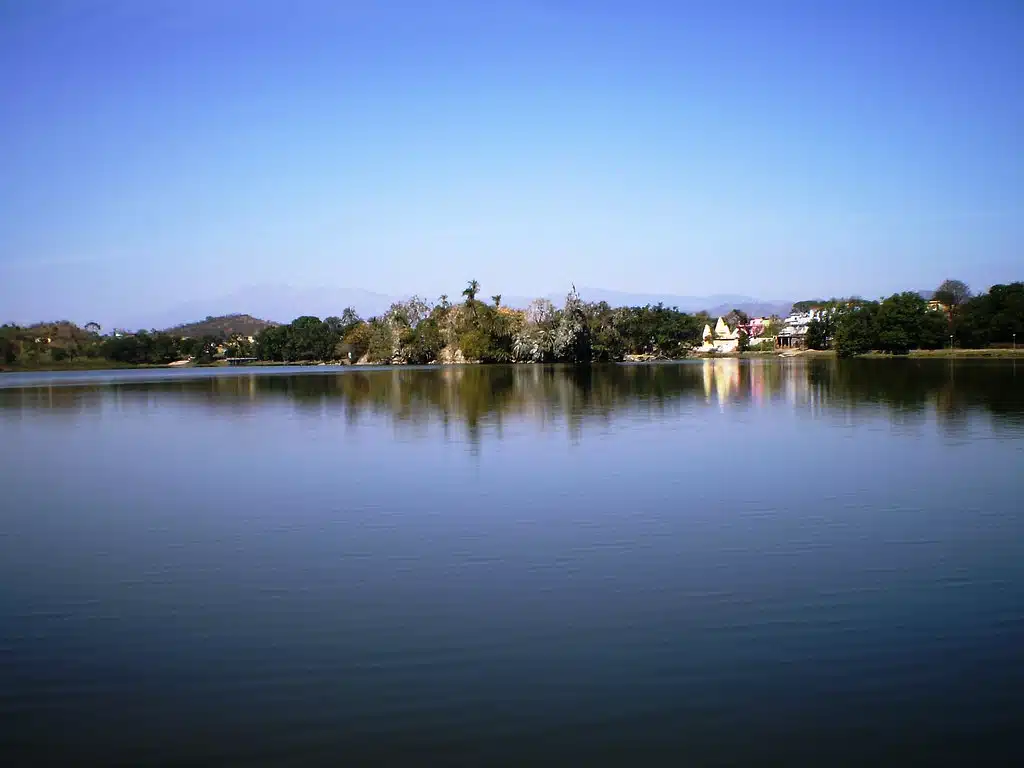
[805,312,836,351]
[247,285,707,365]
[796,281,1022,358]
[0,321,242,367]
[792,299,828,313]
[830,290,961,357]
[0,321,236,367]
[833,304,880,358]
[952,282,1024,347]
[3,280,1022,369]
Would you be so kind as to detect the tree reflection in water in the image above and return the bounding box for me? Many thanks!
[2,360,1022,445]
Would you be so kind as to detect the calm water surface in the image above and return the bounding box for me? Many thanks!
[2,360,1022,766]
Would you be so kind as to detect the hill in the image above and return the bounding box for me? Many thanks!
[165,314,277,339]
[135,285,396,330]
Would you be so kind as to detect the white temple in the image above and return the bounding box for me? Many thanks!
[698,317,741,353]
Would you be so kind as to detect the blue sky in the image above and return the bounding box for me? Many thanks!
[1,0,1021,325]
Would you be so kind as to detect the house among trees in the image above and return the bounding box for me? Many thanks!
[776,308,824,349]
[740,318,766,338]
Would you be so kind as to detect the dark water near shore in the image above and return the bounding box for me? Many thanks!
[2,360,1022,766]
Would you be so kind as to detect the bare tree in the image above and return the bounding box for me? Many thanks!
[933,279,971,321]
[725,308,749,329]
[386,296,432,328]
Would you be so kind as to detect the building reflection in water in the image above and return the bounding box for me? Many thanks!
[702,358,740,406]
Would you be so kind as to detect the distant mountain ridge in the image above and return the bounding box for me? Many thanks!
[575,286,793,315]
[131,285,395,330]
[133,284,794,330]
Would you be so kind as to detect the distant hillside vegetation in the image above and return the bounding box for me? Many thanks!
[165,314,277,339]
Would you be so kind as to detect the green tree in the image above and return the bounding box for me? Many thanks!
[875,292,930,354]
[323,316,345,336]
[956,282,1024,347]
[1,330,20,365]
[586,301,625,361]
[319,309,363,359]
[366,319,395,363]
[149,333,181,363]
[401,317,444,364]
[613,303,700,358]
[833,303,879,358]
[481,304,516,362]
[255,325,290,361]
[918,308,950,350]
[102,334,145,364]
[805,312,836,350]
[458,329,489,361]
[287,316,331,361]
[452,299,510,363]
[462,280,480,304]
[555,286,592,364]
[339,322,372,361]
[192,335,221,363]
[223,335,255,358]
[792,300,825,313]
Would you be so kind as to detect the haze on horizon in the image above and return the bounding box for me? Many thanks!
[1,0,1021,328]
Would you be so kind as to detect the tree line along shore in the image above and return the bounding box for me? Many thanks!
[2,279,1022,371]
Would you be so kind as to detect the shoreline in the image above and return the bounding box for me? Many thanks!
[693,348,1023,360]
[861,348,1024,358]
[3,347,1023,374]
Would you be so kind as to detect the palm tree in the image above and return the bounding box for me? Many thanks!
[492,294,502,308]
[462,280,480,304]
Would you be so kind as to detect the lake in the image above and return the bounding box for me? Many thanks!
[1,359,1022,766]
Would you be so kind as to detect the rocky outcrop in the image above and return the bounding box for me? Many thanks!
[435,346,471,364]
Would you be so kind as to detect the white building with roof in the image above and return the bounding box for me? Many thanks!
[776,308,832,348]
[698,317,742,353]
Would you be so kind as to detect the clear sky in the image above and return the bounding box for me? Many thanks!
[1,0,1021,324]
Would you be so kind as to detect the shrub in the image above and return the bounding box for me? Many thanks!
[458,330,489,362]
[366,322,395,364]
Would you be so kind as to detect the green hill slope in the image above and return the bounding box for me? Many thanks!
[165,314,276,339]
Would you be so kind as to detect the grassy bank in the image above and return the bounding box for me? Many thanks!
[889,348,1023,358]
[4,348,1023,373]
[692,349,834,359]
[693,347,1024,360]
[0,359,353,373]
[0,359,150,373]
